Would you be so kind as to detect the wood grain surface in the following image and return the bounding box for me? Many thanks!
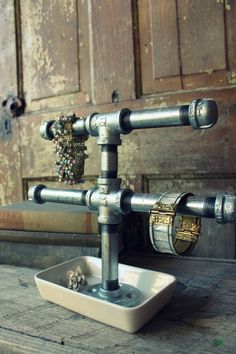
[0,256,235,353]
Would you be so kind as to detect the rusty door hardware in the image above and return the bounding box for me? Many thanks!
[1,96,26,137]
[2,96,25,118]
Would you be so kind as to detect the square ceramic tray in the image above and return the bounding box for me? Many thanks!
[35,256,176,333]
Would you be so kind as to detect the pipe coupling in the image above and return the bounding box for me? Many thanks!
[98,206,122,224]
[28,184,47,204]
[85,109,131,144]
[40,121,55,140]
[86,184,132,215]
[214,193,236,224]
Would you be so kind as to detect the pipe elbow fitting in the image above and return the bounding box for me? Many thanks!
[189,98,218,130]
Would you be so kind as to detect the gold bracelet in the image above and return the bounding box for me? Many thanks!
[149,192,201,255]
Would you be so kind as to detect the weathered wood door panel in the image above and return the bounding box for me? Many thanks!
[21,0,135,111]
[88,0,135,104]
[19,0,136,182]
[139,0,235,93]
[21,0,90,111]
[0,0,22,205]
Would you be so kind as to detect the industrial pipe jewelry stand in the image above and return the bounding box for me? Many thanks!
[29,99,236,333]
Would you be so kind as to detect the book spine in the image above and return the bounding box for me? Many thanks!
[0,210,24,230]
[0,210,98,234]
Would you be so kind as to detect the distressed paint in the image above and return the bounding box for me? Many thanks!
[226,0,236,79]
[139,0,231,93]
[150,0,180,79]
[21,0,79,101]
[88,0,136,104]
[0,0,22,206]
[19,0,92,112]
[0,120,23,205]
[229,71,236,84]
[138,0,182,93]
[179,0,226,75]
[0,0,17,100]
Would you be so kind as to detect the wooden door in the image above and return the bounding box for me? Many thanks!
[19,0,136,194]
[0,0,23,205]
[0,0,235,258]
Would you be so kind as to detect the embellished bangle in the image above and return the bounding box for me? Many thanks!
[52,114,88,185]
[149,192,201,255]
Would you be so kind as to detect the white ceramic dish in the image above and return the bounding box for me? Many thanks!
[35,256,176,333]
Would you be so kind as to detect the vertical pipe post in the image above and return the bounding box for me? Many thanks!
[101,224,119,290]
[98,138,121,292]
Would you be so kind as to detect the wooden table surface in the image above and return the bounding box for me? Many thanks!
[0,254,235,354]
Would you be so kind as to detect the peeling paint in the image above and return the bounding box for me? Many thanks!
[0,0,17,96]
[64,0,75,15]
[33,35,54,75]
[144,98,168,108]
[216,0,231,10]
[228,71,236,84]
[22,0,79,100]
[49,74,67,93]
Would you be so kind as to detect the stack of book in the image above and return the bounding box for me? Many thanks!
[0,201,100,268]
[0,201,98,235]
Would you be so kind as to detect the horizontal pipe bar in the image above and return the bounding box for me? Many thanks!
[124,193,236,223]
[28,185,87,206]
[30,187,214,218]
[40,188,87,205]
[122,107,188,130]
[122,193,215,218]
[29,186,235,223]
[121,99,217,131]
[40,99,218,140]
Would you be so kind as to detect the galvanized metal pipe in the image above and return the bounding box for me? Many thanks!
[122,192,234,224]
[29,186,236,223]
[101,224,119,291]
[122,107,187,130]
[28,185,87,206]
[121,99,218,131]
[40,188,87,205]
[122,193,215,218]
[98,133,121,291]
[100,145,118,179]
[40,99,218,140]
